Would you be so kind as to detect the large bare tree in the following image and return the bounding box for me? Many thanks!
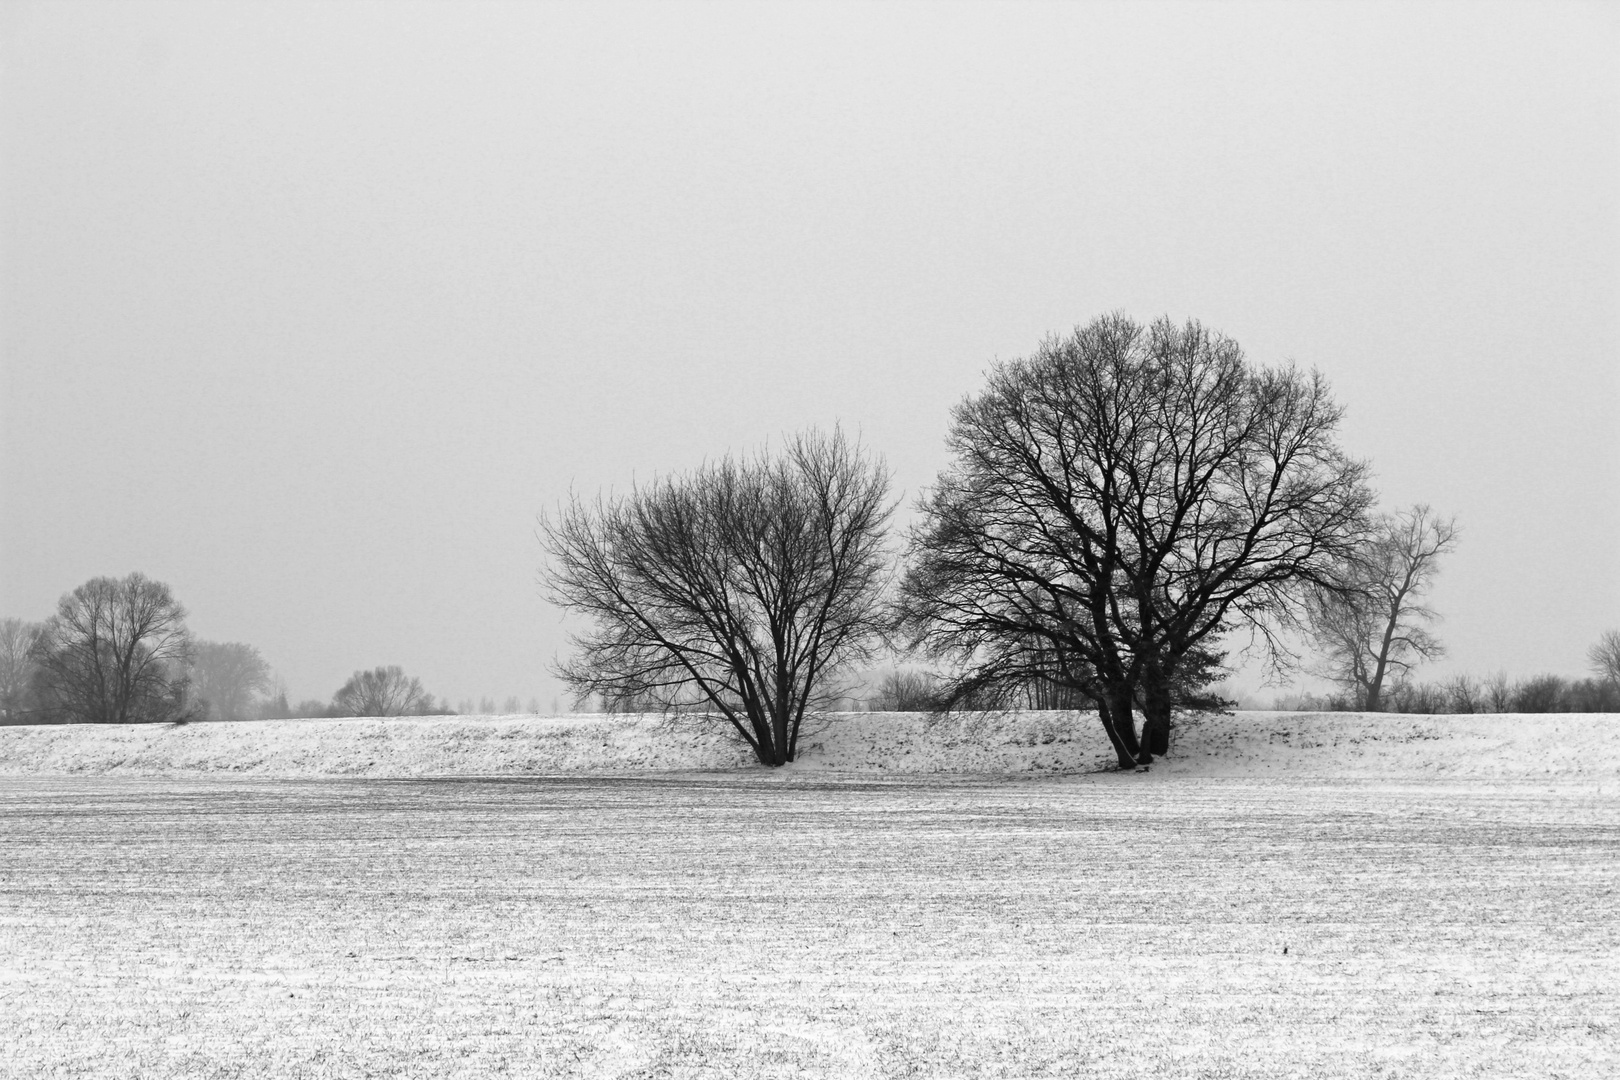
[542,428,894,766]
[1305,504,1458,710]
[191,641,274,722]
[897,314,1373,768]
[1112,321,1375,753]
[33,573,195,724]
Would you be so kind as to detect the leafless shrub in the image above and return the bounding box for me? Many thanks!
[1510,675,1566,714]
[1443,674,1481,714]
[869,669,941,712]
[1386,681,1447,714]
[332,666,436,717]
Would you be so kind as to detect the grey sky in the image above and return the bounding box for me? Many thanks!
[3,1,1616,707]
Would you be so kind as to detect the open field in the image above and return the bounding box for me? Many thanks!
[2,769,1616,1078]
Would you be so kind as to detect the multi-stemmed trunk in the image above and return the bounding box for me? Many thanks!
[1096,684,1145,769]
[746,679,799,766]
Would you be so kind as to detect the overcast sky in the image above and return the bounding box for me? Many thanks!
[3,1,1616,709]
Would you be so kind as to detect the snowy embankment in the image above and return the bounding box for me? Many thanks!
[0,710,1616,779]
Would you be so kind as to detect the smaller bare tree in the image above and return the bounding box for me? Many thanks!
[333,666,434,716]
[1305,505,1458,711]
[542,428,893,766]
[0,618,44,723]
[191,641,273,722]
[1589,630,1620,687]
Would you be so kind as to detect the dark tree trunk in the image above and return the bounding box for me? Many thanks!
[1140,699,1171,756]
[1139,670,1173,758]
[772,706,789,766]
[746,710,786,766]
[1097,685,1145,769]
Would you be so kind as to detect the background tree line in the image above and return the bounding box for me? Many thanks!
[1272,660,1620,716]
[0,577,479,725]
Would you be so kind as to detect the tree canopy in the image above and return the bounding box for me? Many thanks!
[333,666,437,717]
[32,573,195,724]
[897,314,1374,767]
[542,428,894,766]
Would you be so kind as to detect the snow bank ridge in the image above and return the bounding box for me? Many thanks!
[0,710,1615,780]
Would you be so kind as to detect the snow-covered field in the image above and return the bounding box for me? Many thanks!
[2,712,1616,1078]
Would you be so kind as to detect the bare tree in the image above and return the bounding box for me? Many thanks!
[190,641,273,722]
[542,428,894,766]
[1305,505,1458,711]
[332,666,434,716]
[896,314,1373,768]
[1112,322,1373,754]
[1589,630,1620,686]
[32,573,194,724]
[1,618,45,723]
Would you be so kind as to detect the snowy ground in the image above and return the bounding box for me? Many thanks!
[1,709,1616,782]
[1,713,1615,1078]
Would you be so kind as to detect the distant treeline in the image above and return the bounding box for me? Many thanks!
[0,579,541,725]
[1274,671,1619,714]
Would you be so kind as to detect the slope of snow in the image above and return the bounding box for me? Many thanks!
[1,710,1615,780]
